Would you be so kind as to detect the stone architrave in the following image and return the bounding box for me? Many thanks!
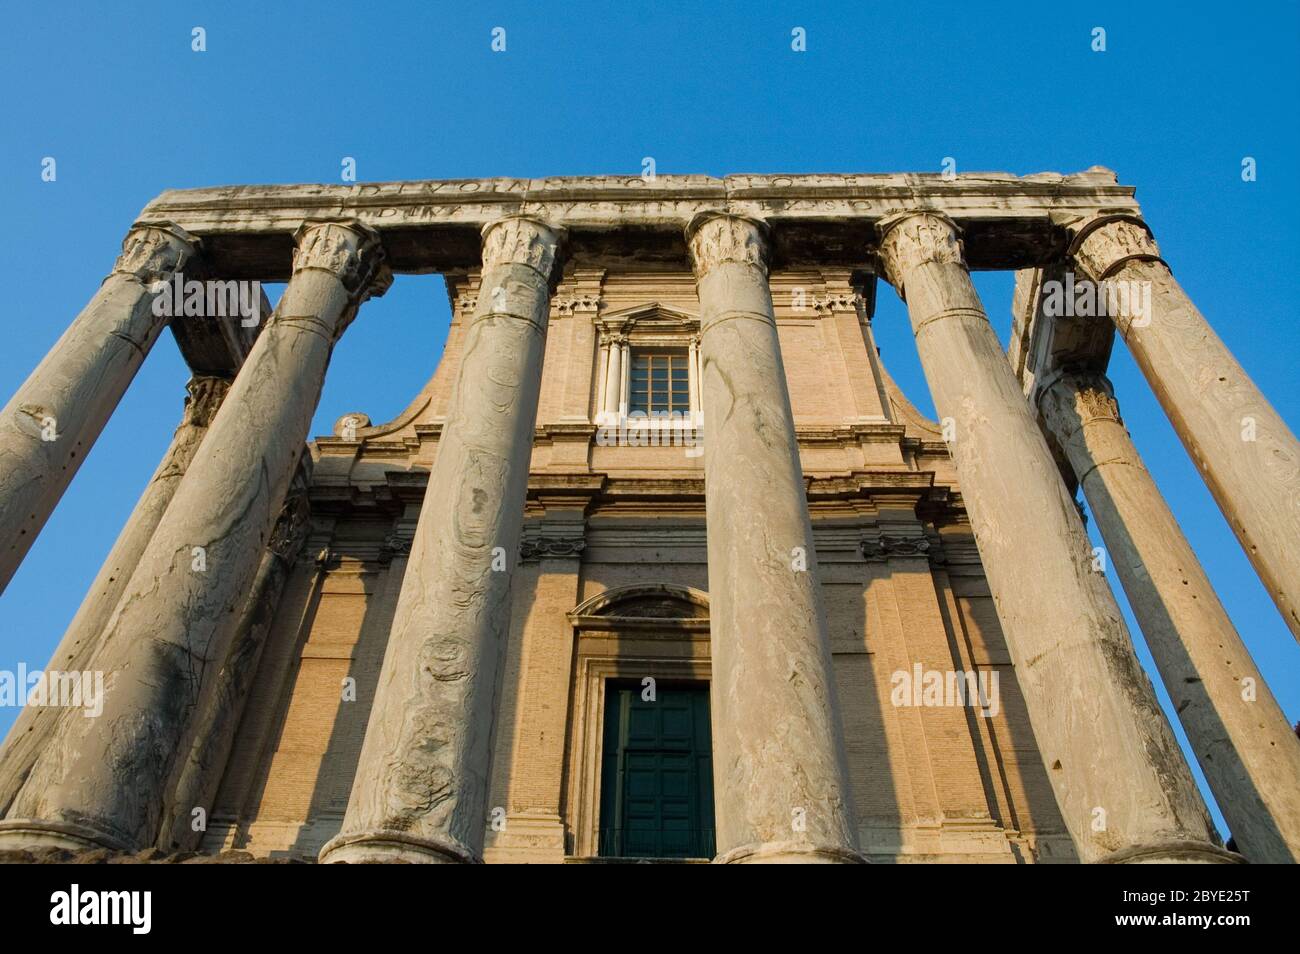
[0,223,200,594]
[876,210,1231,864]
[0,221,389,852]
[320,216,562,865]
[686,211,862,865]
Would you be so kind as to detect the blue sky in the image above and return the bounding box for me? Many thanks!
[1,1,1296,838]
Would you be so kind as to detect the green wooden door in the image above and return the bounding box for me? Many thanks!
[599,683,715,859]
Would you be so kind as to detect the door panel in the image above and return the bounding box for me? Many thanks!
[599,683,715,859]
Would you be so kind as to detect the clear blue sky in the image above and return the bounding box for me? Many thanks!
[1,1,1296,839]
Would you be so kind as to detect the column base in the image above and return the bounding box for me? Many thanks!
[318,829,481,865]
[1098,841,1245,865]
[0,818,132,853]
[713,841,868,864]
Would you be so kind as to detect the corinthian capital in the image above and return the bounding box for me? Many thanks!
[113,221,201,283]
[875,211,965,295]
[684,212,770,279]
[480,216,562,279]
[292,220,392,299]
[181,375,232,429]
[1065,214,1164,280]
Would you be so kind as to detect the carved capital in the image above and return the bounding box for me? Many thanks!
[480,216,563,279]
[181,375,232,430]
[1042,370,1122,431]
[685,212,770,279]
[113,221,201,284]
[1067,214,1164,281]
[875,211,965,296]
[292,220,392,299]
[269,487,312,561]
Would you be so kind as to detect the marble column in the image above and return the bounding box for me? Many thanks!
[320,215,562,865]
[1066,214,1300,644]
[0,222,200,594]
[0,374,230,817]
[686,211,862,865]
[1039,369,1300,863]
[0,221,389,852]
[876,211,1230,864]
[159,475,312,851]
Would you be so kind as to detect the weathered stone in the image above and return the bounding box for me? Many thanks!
[1037,369,1300,863]
[0,374,231,816]
[687,211,861,864]
[1064,214,1300,644]
[0,222,200,594]
[876,210,1230,864]
[320,216,562,864]
[0,222,388,852]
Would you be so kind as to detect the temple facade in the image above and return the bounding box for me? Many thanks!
[0,171,1296,864]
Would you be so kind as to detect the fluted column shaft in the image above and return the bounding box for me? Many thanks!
[0,223,200,593]
[1068,215,1300,643]
[0,221,388,852]
[1039,370,1300,862]
[0,375,231,817]
[320,216,562,865]
[686,212,862,865]
[877,211,1229,864]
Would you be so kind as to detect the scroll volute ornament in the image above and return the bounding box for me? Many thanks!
[685,212,770,278]
[875,211,965,297]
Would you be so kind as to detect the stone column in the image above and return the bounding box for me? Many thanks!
[0,222,200,593]
[1066,214,1300,643]
[0,221,389,852]
[687,334,702,422]
[876,211,1230,864]
[320,215,562,865]
[602,333,622,424]
[159,474,312,851]
[0,374,230,817]
[686,211,862,865]
[1039,370,1300,863]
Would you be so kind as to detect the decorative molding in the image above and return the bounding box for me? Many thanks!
[520,537,586,561]
[811,291,865,315]
[553,292,601,315]
[861,533,933,562]
[378,531,413,564]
